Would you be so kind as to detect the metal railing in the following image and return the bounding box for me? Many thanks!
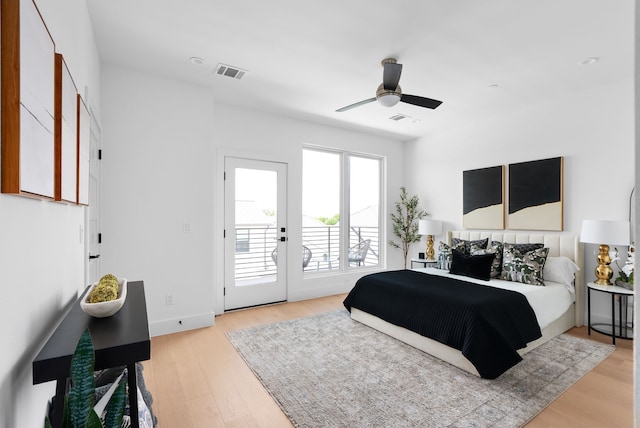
[234,226,380,281]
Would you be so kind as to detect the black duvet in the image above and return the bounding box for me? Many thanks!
[343,270,542,379]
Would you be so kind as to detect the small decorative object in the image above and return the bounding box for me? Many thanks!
[418,219,442,262]
[418,252,425,260]
[389,187,428,268]
[81,275,128,318]
[614,244,635,290]
[580,220,630,285]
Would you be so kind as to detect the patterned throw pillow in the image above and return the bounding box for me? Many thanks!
[471,241,504,278]
[501,245,549,285]
[437,242,452,270]
[450,238,489,255]
[503,242,544,254]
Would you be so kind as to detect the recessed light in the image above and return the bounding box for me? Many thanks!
[578,57,599,65]
[189,57,205,66]
[489,84,498,89]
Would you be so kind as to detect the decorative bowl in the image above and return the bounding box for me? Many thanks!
[80,278,127,318]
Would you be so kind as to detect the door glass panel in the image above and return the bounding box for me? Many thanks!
[234,168,278,285]
[349,156,380,268]
[302,149,341,272]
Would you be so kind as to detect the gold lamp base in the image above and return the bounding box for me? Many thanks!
[594,244,613,285]
[426,235,436,262]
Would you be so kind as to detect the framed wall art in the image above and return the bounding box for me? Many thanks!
[1,0,56,198]
[462,165,505,230]
[54,53,79,203]
[508,156,563,231]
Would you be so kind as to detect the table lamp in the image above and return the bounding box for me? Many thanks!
[418,219,442,262]
[580,219,630,285]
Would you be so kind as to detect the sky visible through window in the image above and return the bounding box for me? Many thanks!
[234,151,379,220]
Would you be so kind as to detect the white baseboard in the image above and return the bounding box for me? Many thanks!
[149,311,214,337]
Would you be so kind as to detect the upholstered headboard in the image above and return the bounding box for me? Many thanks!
[447,230,584,326]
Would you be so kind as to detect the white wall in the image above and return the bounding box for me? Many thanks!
[100,65,405,336]
[0,1,101,427]
[405,77,635,324]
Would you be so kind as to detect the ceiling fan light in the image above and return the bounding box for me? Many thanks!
[378,93,401,107]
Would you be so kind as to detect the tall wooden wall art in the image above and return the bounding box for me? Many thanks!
[1,0,56,198]
[54,53,78,203]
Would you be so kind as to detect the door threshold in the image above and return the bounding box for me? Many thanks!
[224,300,287,313]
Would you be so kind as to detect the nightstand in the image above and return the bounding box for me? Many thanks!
[411,258,438,268]
[587,282,634,345]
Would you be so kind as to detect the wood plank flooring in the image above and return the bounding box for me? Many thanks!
[141,294,633,427]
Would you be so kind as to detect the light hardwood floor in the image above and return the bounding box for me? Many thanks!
[141,294,633,427]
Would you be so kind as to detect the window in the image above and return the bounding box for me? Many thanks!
[302,148,382,273]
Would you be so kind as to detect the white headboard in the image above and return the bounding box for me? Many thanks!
[447,231,584,326]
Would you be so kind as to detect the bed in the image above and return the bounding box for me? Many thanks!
[343,231,584,379]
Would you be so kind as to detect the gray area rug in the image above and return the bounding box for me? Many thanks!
[227,310,613,428]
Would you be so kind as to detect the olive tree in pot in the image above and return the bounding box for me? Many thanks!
[389,186,429,268]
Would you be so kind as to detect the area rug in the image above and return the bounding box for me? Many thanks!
[227,310,613,428]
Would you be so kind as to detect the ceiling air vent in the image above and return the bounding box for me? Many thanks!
[214,63,247,80]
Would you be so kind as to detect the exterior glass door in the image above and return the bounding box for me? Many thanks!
[224,157,287,310]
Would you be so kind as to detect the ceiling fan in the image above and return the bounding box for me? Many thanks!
[336,58,443,112]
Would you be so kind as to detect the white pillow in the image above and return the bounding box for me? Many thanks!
[543,256,580,292]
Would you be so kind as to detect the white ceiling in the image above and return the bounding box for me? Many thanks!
[85,0,634,141]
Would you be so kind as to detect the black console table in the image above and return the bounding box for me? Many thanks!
[33,281,151,428]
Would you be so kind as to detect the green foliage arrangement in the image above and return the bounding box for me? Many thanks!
[389,186,428,268]
[44,329,127,428]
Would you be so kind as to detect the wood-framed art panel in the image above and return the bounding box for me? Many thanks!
[77,95,90,205]
[462,165,505,230]
[1,0,56,198]
[54,53,78,203]
[508,156,563,231]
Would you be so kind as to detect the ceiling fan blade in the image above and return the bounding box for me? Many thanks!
[335,97,377,112]
[400,94,443,109]
[383,62,402,90]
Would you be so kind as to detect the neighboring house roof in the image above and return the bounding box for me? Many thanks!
[235,200,275,226]
[350,205,378,227]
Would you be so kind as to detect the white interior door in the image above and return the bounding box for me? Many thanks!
[224,157,287,310]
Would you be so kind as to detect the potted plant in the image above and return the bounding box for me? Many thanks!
[389,186,429,268]
[45,329,127,428]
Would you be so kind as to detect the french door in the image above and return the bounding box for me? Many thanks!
[224,157,287,310]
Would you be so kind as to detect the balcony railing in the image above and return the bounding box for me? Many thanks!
[234,226,379,281]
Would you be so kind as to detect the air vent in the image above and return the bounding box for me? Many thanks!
[214,63,247,80]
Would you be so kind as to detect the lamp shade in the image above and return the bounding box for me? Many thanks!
[418,219,442,236]
[580,220,630,245]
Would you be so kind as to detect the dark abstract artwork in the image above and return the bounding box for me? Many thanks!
[508,157,563,231]
[463,165,504,229]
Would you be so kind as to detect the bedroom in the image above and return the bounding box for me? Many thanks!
[0,0,636,427]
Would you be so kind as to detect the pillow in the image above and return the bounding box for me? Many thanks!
[436,241,452,270]
[437,241,464,269]
[449,249,495,281]
[503,242,544,254]
[451,237,489,255]
[544,256,580,292]
[471,241,504,278]
[501,245,549,285]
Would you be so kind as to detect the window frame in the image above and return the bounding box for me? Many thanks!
[302,146,384,274]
